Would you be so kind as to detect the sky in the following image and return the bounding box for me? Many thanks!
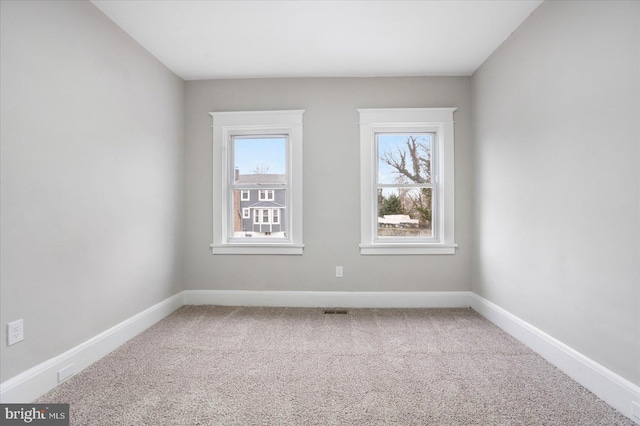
[231,134,430,181]
[234,137,286,175]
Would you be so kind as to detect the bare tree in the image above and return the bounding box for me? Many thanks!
[252,164,271,174]
[380,136,431,184]
[380,136,432,227]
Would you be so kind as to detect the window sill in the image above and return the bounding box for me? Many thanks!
[210,244,304,255]
[359,243,457,255]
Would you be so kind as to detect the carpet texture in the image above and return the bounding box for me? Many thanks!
[37,306,633,425]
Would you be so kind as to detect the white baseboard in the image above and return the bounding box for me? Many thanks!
[470,293,640,424]
[183,290,474,308]
[0,292,184,403]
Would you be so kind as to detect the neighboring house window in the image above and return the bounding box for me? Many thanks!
[253,208,280,225]
[210,110,304,255]
[358,108,457,255]
[259,190,275,201]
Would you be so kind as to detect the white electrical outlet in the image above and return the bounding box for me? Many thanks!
[7,319,24,346]
[336,266,344,278]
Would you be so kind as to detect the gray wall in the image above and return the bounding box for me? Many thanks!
[471,0,639,384]
[0,1,185,382]
[185,78,472,292]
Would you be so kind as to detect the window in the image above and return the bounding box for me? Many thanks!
[253,208,280,225]
[358,108,457,255]
[259,190,275,201]
[210,110,304,255]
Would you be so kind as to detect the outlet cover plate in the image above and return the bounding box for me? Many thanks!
[7,319,24,346]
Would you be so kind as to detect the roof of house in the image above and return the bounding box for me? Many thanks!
[249,201,285,209]
[237,174,286,185]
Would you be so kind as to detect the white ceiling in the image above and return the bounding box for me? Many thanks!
[91,0,543,81]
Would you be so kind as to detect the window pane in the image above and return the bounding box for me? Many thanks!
[234,137,286,184]
[377,187,432,238]
[377,134,432,184]
[232,189,287,238]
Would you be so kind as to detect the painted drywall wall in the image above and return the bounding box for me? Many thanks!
[0,1,184,382]
[185,77,472,292]
[471,0,640,384]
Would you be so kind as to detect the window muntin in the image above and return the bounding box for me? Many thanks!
[241,190,250,201]
[358,108,457,255]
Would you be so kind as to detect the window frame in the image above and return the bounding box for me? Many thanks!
[210,110,305,255]
[358,108,457,255]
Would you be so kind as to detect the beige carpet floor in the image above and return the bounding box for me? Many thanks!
[37,306,634,425]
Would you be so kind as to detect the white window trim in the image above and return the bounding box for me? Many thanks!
[242,208,250,219]
[241,190,250,201]
[358,108,457,255]
[210,110,304,255]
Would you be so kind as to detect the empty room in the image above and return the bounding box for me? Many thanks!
[1,0,639,424]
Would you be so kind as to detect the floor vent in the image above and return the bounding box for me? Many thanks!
[323,309,348,315]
